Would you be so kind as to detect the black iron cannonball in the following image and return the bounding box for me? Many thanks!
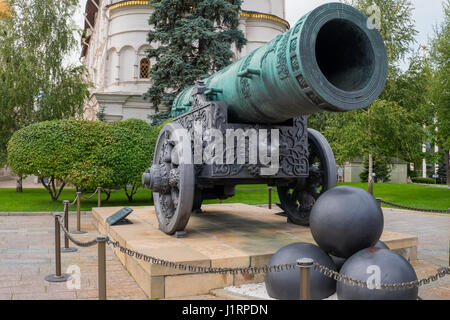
[310,186,384,258]
[329,254,346,272]
[330,240,389,271]
[337,248,418,300]
[265,242,337,300]
[374,240,389,249]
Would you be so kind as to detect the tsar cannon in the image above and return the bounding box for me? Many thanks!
[142,3,388,234]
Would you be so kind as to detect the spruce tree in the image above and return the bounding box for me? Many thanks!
[144,0,247,121]
[360,156,392,183]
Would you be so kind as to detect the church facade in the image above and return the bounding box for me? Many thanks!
[81,0,289,122]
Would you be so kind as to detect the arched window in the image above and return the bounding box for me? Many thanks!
[139,58,150,79]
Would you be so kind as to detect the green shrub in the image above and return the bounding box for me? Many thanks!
[103,119,159,201]
[7,119,161,201]
[7,119,85,200]
[411,177,436,184]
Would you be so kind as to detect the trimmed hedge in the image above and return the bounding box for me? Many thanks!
[7,119,160,201]
[411,177,436,184]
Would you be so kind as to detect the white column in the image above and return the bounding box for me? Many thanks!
[434,118,439,175]
[422,124,427,178]
[115,52,120,82]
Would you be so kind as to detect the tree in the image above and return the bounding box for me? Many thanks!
[429,0,450,185]
[143,0,247,115]
[103,119,159,202]
[360,155,391,183]
[345,0,417,67]
[7,120,89,200]
[0,0,91,191]
[7,119,161,201]
[324,99,422,166]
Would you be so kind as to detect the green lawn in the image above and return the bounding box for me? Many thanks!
[340,182,450,211]
[0,182,448,212]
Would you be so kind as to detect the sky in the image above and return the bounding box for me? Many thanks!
[284,0,446,69]
[72,0,446,68]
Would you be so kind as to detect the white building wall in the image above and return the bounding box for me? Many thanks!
[83,0,288,122]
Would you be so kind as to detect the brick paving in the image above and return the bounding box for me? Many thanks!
[0,214,147,300]
[0,208,448,300]
[382,208,449,300]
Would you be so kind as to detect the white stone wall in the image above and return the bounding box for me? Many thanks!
[343,161,408,184]
[241,0,285,18]
[83,0,287,122]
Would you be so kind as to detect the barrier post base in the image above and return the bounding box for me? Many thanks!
[61,247,78,253]
[45,274,71,283]
[71,230,88,234]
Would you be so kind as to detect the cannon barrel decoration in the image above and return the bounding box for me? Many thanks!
[143,3,388,235]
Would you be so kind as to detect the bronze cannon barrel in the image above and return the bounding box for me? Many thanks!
[172,2,388,124]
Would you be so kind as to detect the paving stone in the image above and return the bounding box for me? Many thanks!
[1,206,448,300]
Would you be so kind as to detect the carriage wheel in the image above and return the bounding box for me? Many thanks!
[277,128,337,226]
[142,123,194,235]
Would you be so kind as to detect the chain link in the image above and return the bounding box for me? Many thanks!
[379,199,450,214]
[68,196,78,207]
[107,239,297,274]
[106,238,449,289]
[314,263,450,290]
[55,206,449,291]
[80,187,102,201]
[57,216,99,247]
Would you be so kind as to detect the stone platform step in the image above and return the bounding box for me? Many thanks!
[92,203,418,299]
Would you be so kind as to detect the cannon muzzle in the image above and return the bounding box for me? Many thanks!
[172,3,388,124]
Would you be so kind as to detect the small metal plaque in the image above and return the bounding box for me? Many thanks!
[106,207,133,226]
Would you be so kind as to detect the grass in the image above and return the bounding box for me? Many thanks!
[0,182,447,212]
[340,182,450,211]
[0,188,154,212]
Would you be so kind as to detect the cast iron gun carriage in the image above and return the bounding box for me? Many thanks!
[142,3,388,234]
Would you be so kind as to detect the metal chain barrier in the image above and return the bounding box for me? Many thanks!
[48,194,449,300]
[314,263,450,290]
[80,187,102,201]
[378,199,450,214]
[68,196,78,207]
[106,237,449,290]
[57,215,99,247]
[107,238,297,274]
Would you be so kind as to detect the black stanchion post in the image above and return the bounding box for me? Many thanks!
[268,187,273,209]
[297,258,313,300]
[72,192,87,234]
[45,213,71,282]
[97,235,107,300]
[97,187,101,208]
[61,200,77,253]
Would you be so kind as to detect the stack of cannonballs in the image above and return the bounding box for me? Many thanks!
[265,186,418,300]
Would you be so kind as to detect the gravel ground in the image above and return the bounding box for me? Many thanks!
[224,282,338,300]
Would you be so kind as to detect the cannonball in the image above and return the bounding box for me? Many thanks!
[330,241,388,271]
[310,186,384,258]
[374,240,389,250]
[330,254,346,272]
[265,242,337,300]
[337,248,418,300]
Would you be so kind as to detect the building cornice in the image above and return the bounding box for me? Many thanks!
[240,10,290,29]
[107,0,149,10]
[106,1,290,29]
